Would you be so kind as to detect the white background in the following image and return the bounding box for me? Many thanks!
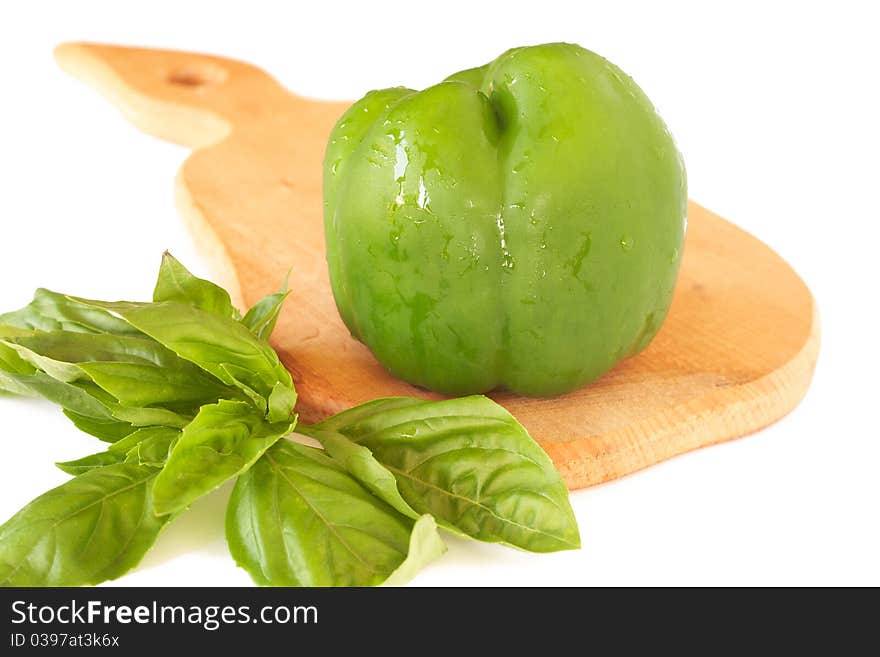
[1,1,877,586]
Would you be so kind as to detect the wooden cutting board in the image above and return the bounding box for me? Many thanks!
[55,43,820,489]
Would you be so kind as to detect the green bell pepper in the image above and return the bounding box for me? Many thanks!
[323,42,686,396]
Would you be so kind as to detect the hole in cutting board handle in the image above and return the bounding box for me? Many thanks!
[167,61,228,89]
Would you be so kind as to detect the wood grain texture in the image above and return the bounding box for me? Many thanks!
[55,43,820,489]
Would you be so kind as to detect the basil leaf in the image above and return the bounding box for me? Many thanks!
[6,330,196,368]
[108,404,191,429]
[62,410,136,442]
[72,299,296,420]
[241,282,289,340]
[0,361,191,433]
[2,330,234,408]
[301,427,420,520]
[0,332,83,383]
[55,450,124,475]
[153,252,239,319]
[2,372,115,421]
[152,400,295,516]
[382,514,446,587]
[0,463,169,586]
[113,426,180,466]
[79,361,232,408]
[0,341,34,374]
[226,440,445,586]
[56,426,180,475]
[81,384,192,429]
[311,396,581,553]
[267,381,298,424]
[312,397,425,432]
[0,288,139,335]
[0,342,38,396]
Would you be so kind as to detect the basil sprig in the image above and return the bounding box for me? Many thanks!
[0,254,580,587]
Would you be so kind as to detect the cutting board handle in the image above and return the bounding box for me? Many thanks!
[54,43,296,149]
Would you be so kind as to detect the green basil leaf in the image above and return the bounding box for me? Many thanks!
[152,400,295,516]
[82,385,192,429]
[226,440,445,586]
[72,299,296,420]
[79,361,232,408]
[1,333,83,383]
[301,427,419,520]
[267,381,298,424]
[127,439,177,466]
[108,404,191,429]
[62,410,135,442]
[311,396,581,553]
[0,289,139,335]
[0,376,36,398]
[55,451,124,475]
[0,326,35,343]
[2,372,115,421]
[153,252,239,319]
[0,463,169,586]
[216,362,268,413]
[241,282,289,340]
[381,514,446,587]
[2,330,234,408]
[0,341,34,374]
[312,397,426,432]
[55,426,180,476]
[0,365,189,433]
[0,342,38,396]
[6,330,193,367]
[114,426,180,466]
